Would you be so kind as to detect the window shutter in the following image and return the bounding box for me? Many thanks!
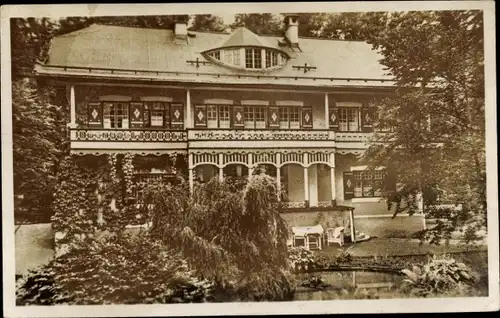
[361,106,374,132]
[170,103,184,129]
[88,102,102,127]
[129,102,144,128]
[233,105,244,128]
[268,106,279,129]
[343,171,354,200]
[301,106,313,129]
[194,104,207,128]
[329,107,339,130]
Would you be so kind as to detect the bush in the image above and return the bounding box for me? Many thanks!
[16,232,215,305]
[287,247,316,271]
[400,255,477,297]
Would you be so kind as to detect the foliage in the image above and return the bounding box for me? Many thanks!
[12,78,65,223]
[288,247,317,271]
[189,15,227,32]
[50,156,102,241]
[230,14,283,35]
[361,10,486,244]
[297,275,330,290]
[145,175,293,301]
[400,255,477,297]
[16,232,215,305]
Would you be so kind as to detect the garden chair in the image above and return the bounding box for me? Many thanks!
[326,227,345,247]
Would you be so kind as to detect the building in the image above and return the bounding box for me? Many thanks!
[34,14,426,239]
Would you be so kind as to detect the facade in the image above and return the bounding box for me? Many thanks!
[35,14,426,237]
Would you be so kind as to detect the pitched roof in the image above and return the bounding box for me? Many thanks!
[36,24,395,88]
[209,27,277,51]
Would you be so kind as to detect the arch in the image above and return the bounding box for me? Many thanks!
[223,163,249,179]
[192,162,219,169]
[193,164,219,183]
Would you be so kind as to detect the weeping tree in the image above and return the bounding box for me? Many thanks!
[145,174,293,301]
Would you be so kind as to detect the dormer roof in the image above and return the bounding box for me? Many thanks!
[210,27,277,50]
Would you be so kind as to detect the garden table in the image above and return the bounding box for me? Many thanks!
[291,225,324,250]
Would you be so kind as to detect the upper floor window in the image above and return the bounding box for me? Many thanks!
[339,107,360,132]
[89,101,184,130]
[244,105,267,128]
[207,104,230,128]
[279,106,301,129]
[205,47,287,71]
[103,102,129,129]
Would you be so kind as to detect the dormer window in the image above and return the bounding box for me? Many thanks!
[203,27,289,71]
[204,47,288,71]
[208,51,220,61]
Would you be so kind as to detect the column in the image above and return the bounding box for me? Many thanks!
[276,153,281,200]
[188,154,194,194]
[324,93,329,129]
[329,153,336,206]
[247,153,254,179]
[303,154,309,207]
[186,89,192,128]
[308,165,318,207]
[218,154,224,182]
[69,85,76,128]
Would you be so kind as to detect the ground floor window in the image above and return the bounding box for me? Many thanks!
[353,170,386,198]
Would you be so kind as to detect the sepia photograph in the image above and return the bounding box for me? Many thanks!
[1,1,498,316]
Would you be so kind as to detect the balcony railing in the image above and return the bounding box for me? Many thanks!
[69,128,376,145]
[188,129,334,141]
[70,128,187,142]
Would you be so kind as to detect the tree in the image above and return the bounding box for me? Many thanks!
[362,10,485,243]
[12,78,64,223]
[230,13,283,35]
[189,14,227,32]
[146,175,293,301]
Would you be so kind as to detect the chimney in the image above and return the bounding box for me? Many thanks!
[284,14,299,48]
[174,15,188,40]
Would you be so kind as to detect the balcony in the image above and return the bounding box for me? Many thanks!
[69,127,376,154]
[69,128,188,154]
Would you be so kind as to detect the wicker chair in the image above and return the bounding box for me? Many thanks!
[326,227,345,247]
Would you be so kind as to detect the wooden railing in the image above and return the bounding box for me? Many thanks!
[188,129,334,141]
[69,128,377,144]
[70,128,187,142]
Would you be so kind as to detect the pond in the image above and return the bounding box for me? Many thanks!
[293,270,407,301]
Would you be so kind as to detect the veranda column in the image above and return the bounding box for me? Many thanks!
[276,154,282,201]
[186,89,192,128]
[188,153,194,194]
[324,93,329,129]
[247,153,254,179]
[329,152,336,206]
[303,153,309,207]
[69,85,76,128]
[218,154,224,182]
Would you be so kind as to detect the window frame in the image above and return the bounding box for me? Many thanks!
[338,107,361,132]
[352,170,386,198]
[278,106,302,129]
[102,101,130,129]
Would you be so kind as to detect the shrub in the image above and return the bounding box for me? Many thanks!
[335,252,353,264]
[400,255,477,297]
[287,247,316,271]
[16,232,215,305]
[297,275,330,289]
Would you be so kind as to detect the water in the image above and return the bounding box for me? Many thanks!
[293,270,406,301]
